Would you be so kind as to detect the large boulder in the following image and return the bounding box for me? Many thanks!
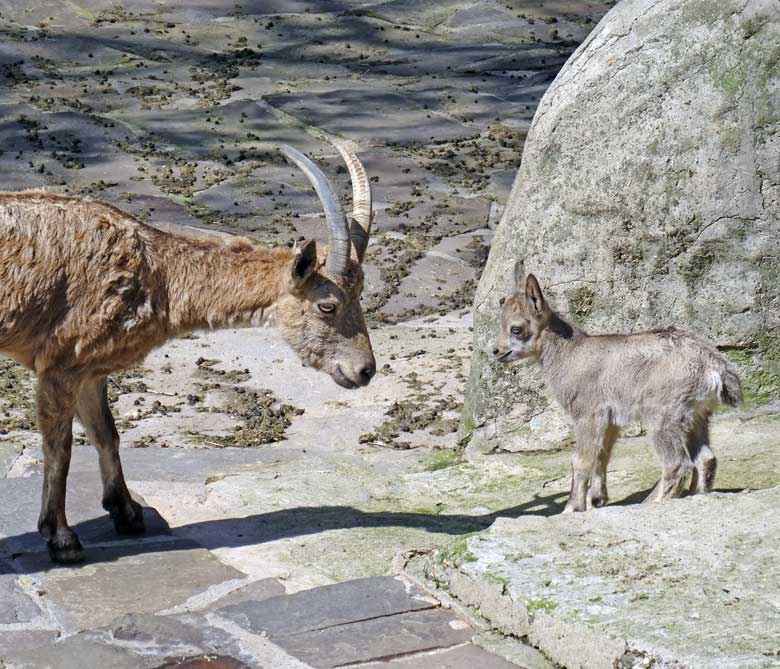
[463,0,780,453]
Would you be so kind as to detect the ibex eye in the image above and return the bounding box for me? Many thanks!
[318,303,336,314]
[510,326,522,336]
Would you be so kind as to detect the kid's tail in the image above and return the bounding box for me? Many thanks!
[720,363,743,407]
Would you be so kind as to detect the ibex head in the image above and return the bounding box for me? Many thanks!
[493,260,554,363]
[275,140,376,389]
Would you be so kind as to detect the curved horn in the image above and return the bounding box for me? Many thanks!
[280,145,350,276]
[331,139,372,263]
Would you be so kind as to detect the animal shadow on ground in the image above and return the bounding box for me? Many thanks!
[0,490,568,574]
[0,486,752,574]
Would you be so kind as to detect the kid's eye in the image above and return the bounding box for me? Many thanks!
[510,326,522,336]
[318,302,336,314]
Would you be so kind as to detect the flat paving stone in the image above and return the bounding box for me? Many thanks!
[0,439,21,478]
[115,100,322,161]
[0,631,61,667]
[0,561,41,623]
[114,194,204,228]
[14,539,244,631]
[265,89,479,146]
[4,612,257,669]
[380,237,481,318]
[0,470,169,558]
[274,608,473,668]
[17,443,302,483]
[362,644,523,668]
[218,576,434,637]
[207,577,287,610]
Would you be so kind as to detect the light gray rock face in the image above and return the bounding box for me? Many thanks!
[410,487,780,669]
[463,0,780,453]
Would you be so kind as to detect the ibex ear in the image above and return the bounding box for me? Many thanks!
[291,240,317,286]
[513,259,526,293]
[524,274,548,317]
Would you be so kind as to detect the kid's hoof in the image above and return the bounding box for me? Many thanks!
[590,495,608,508]
[111,501,146,535]
[48,532,84,564]
[562,503,585,513]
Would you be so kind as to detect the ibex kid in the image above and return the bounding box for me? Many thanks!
[493,262,742,512]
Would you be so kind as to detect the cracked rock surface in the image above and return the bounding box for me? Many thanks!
[407,486,780,668]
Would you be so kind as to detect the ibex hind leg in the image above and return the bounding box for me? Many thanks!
[76,377,145,535]
[646,413,694,503]
[687,411,716,494]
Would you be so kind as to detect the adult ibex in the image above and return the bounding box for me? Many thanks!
[493,263,742,512]
[0,140,376,563]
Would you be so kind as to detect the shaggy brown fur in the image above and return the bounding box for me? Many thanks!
[0,189,375,563]
[493,263,742,513]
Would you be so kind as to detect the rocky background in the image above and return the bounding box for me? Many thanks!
[2,1,779,667]
[464,0,780,453]
[0,0,615,326]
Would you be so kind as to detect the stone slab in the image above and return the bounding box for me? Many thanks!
[0,631,62,667]
[275,608,473,668]
[114,100,322,162]
[0,470,169,558]
[14,539,244,631]
[0,439,21,478]
[476,632,557,669]
[4,612,256,669]
[207,578,287,610]
[361,644,522,668]
[0,562,41,623]
[17,443,303,483]
[218,576,434,637]
[265,89,480,146]
[414,487,780,669]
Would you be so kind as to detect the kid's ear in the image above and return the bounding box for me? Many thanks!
[513,259,525,293]
[291,240,317,286]
[524,273,548,316]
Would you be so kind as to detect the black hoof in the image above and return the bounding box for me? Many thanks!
[48,531,84,564]
[590,495,608,508]
[109,500,146,535]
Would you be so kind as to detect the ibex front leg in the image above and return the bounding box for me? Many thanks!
[76,377,144,535]
[37,372,83,563]
[564,418,605,513]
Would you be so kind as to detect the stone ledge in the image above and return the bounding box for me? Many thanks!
[405,488,780,669]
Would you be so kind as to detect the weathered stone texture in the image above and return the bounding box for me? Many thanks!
[464,0,780,453]
[413,487,780,669]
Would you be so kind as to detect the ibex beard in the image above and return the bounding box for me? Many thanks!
[493,261,743,513]
[0,139,376,563]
